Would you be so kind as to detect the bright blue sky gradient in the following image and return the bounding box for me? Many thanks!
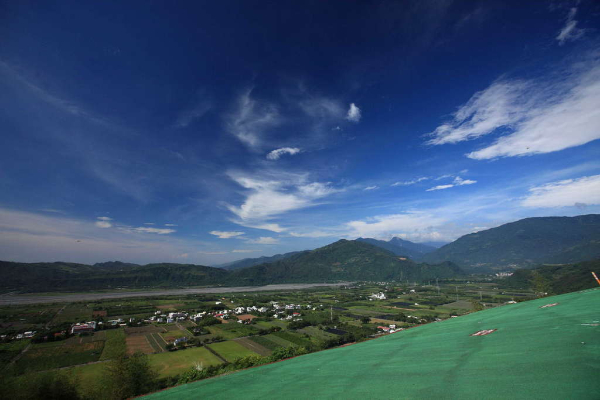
[1,1,600,265]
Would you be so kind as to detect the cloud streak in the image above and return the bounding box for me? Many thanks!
[427,55,600,160]
[267,147,301,160]
[209,231,245,239]
[521,175,600,208]
[556,8,584,46]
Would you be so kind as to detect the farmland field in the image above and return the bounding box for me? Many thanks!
[160,329,191,343]
[247,335,282,351]
[99,329,126,360]
[234,337,271,356]
[126,335,154,355]
[148,347,223,377]
[258,334,294,348]
[207,341,257,362]
[271,331,312,347]
[14,340,104,373]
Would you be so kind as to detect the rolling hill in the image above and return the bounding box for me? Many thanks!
[422,214,600,272]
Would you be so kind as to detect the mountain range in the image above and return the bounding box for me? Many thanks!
[422,214,600,272]
[2,214,599,292]
[0,240,461,293]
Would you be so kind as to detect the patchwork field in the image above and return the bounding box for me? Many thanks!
[145,289,600,400]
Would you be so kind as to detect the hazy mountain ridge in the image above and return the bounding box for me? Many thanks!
[356,237,436,260]
[0,240,462,293]
[422,214,600,272]
[215,251,308,271]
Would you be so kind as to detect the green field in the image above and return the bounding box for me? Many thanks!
[207,341,257,362]
[13,340,104,373]
[145,289,600,399]
[148,347,223,377]
[99,329,126,360]
[247,335,282,351]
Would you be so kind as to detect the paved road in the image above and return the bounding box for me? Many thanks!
[0,282,352,305]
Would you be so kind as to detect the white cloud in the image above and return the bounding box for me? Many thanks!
[289,230,338,238]
[345,212,446,240]
[426,81,529,145]
[209,231,245,239]
[130,227,176,235]
[426,184,454,192]
[556,8,585,46]
[165,223,178,227]
[144,222,155,225]
[428,55,600,159]
[226,88,280,148]
[95,216,112,228]
[226,171,339,231]
[392,177,429,187]
[267,147,301,160]
[247,237,279,244]
[453,176,477,186]
[521,175,600,208]
[364,186,379,191]
[425,177,476,191]
[346,103,361,122]
[232,249,260,253]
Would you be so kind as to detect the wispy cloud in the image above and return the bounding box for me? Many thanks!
[346,103,361,122]
[165,224,178,227]
[95,217,113,228]
[521,175,600,208]
[427,55,600,159]
[426,176,476,191]
[174,96,212,128]
[128,227,176,235]
[226,170,339,232]
[391,177,429,186]
[226,88,280,149]
[364,186,379,191]
[209,230,245,239]
[232,249,260,253]
[426,184,454,192]
[247,236,279,244]
[267,147,301,160]
[556,8,585,46]
[345,212,446,240]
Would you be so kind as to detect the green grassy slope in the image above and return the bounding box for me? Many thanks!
[146,288,600,400]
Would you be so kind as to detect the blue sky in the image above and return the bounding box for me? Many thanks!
[1,1,600,265]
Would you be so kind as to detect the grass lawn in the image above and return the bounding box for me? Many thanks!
[69,362,107,395]
[0,339,30,365]
[148,347,223,378]
[207,341,257,362]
